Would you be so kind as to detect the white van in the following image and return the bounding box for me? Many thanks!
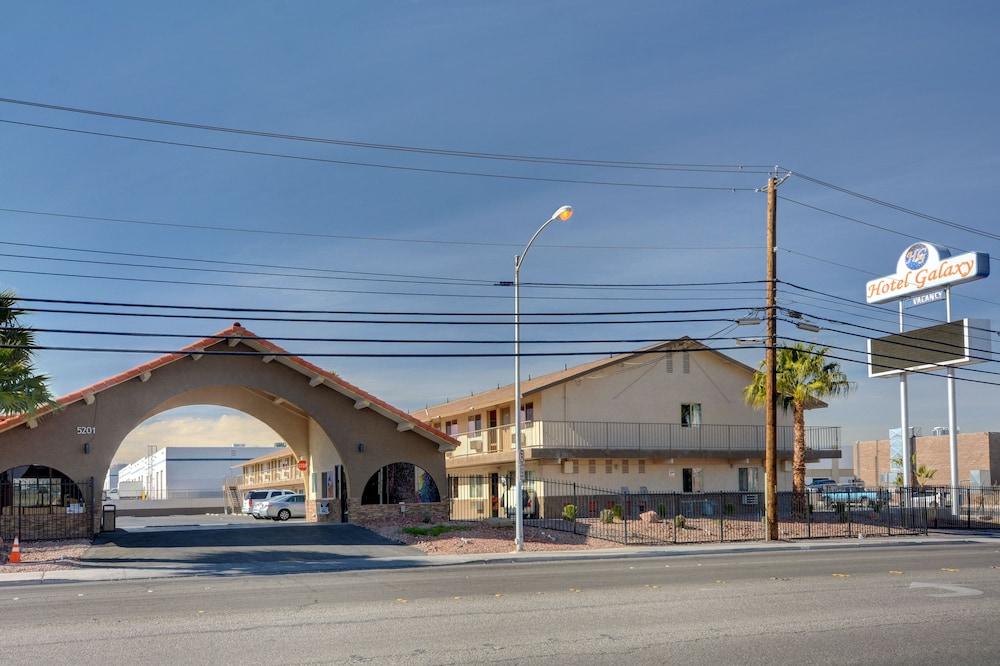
[243,489,296,517]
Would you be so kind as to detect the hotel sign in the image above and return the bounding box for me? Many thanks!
[865,243,989,304]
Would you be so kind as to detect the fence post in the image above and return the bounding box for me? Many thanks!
[806,490,811,539]
[673,492,678,544]
[719,492,724,543]
[847,487,852,538]
[573,482,578,535]
[623,489,629,545]
[966,488,971,529]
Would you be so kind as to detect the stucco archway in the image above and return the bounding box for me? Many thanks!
[0,324,457,531]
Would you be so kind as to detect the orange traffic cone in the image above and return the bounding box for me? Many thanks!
[8,536,21,564]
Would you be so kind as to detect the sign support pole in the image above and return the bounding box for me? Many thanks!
[898,301,912,489]
[945,287,960,517]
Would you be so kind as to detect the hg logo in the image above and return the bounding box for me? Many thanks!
[904,243,929,270]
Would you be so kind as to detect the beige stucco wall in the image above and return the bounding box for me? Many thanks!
[449,458,794,494]
[535,352,795,427]
[0,341,447,526]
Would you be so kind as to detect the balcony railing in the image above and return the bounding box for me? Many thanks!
[447,420,840,459]
[230,466,304,487]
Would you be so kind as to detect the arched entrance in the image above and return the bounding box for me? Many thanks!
[0,324,457,533]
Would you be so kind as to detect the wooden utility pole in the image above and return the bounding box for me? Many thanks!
[765,176,779,541]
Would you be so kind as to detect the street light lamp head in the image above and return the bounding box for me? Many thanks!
[552,205,573,222]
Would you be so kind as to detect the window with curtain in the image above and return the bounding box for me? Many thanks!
[681,403,702,428]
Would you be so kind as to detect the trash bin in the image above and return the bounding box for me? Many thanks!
[101,504,116,532]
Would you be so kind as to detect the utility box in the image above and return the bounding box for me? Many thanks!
[101,504,116,532]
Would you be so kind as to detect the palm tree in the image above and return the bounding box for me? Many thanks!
[892,455,936,488]
[0,290,55,417]
[745,343,851,501]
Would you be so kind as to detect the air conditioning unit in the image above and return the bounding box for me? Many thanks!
[742,494,759,505]
[468,437,484,452]
[931,427,949,436]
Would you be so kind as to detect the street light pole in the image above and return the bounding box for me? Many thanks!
[513,205,573,552]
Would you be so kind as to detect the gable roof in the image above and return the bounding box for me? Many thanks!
[414,337,826,420]
[0,323,457,450]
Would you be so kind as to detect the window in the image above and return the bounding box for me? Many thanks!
[469,475,485,499]
[738,467,761,492]
[444,420,459,436]
[525,470,536,482]
[638,460,646,474]
[521,402,534,422]
[682,468,703,493]
[467,414,482,434]
[572,460,579,474]
[450,476,459,499]
[605,459,613,474]
[665,353,673,373]
[682,351,691,374]
[681,403,702,428]
[588,459,596,474]
[622,460,629,474]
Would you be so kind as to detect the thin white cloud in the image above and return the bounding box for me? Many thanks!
[116,413,282,464]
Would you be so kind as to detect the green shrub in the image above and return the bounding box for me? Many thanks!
[403,524,470,537]
[421,512,433,524]
[562,504,577,522]
[674,514,686,529]
[657,503,668,518]
[599,509,615,524]
[612,504,624,520]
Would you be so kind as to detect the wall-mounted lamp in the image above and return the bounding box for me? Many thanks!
[357,442,365,453]
[83,442,91,454]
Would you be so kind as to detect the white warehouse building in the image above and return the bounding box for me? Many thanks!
[115,444,287,499]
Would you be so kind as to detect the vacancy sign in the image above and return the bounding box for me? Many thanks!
[866,242,990,304]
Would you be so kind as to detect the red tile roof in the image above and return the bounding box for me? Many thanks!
[0,323,457,449]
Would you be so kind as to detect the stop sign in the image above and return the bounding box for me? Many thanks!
[297,459,308,472]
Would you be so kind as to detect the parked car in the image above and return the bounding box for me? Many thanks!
[243,489,295,517]
[911,488,946,508]
[264,493,307,521]
[806,478,836,489]
[501,487,539,519]
[821,485,885,507]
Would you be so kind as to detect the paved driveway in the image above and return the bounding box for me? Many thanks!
[84,523,421,575]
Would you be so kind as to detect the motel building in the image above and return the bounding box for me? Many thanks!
[412,339,842,519]
[224,447,306,511]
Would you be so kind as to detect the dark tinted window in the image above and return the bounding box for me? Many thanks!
[249,491,268,500]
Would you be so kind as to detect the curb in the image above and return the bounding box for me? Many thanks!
[1,534,993,588]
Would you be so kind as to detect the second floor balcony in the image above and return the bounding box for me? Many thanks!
[447,420,841,462]
[233,465,304,488]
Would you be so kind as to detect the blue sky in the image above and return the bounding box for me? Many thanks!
[2,2,999,461]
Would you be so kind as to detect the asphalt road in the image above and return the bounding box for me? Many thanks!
[3,542,999,664]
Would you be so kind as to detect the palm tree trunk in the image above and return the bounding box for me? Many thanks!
[793,403,807,516]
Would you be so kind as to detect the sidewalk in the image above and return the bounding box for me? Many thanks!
[2,531,996,587]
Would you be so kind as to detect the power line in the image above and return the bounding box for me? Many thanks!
[19,306,750,326]
[9,327,756,346]
[781,280,999,336]
[780,337,1000,387]
[0,267,766,303]
[0,96,774,174]
[779,317,996,366]
[0,118,758,193]
[0,245,768,292]
[791,171,1000,243]
[0,206,762,253]
[10,339,1000,387]
[4,343,765,359]
[13,296,759,317]
[779,246,1000,310]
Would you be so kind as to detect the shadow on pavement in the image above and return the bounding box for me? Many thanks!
[81,523,424,575]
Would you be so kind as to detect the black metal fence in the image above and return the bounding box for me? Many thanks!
[918,486,1000,529]
[0,478,95,542]
[447,476,941,545]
